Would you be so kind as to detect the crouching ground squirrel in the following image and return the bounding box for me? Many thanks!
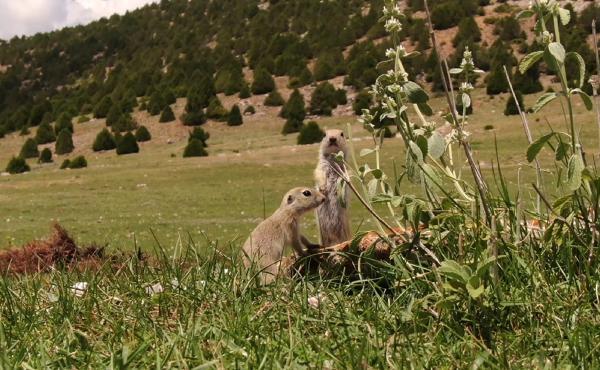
[242,187,325,284]
[315,129,351,247]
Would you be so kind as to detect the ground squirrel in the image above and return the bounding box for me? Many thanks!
[242,187,325,284]
[315,129,351,247]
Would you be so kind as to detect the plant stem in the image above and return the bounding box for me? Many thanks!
[592,20,600,153]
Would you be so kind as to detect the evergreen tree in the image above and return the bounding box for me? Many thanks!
[54,113,74,135]
[513,66,543,95]
[38,148,53,163]
[353,90,372,115]
[297,121,326,145]
[282,118,303,135]
[227,105,243,126]
[20,138,39,159]
[147,90,164,116]
[183,139,208,157]
[504,91,524,116]
[188,127,210,147]
[35,121,56,144]
[281,89,306,121]
[135,126,152,142]
[68,156,88,169]
[251,68,275,95]
[55,129,74,155]
[159,105,175,123]
[310,82,338,116]
[264,90,285,106]
[335,89,347,105]
[93,128,117,151]
[182,111,206,126]
[453,17,481,47]
[244,105,256,115]
[116,132,139,155]
[239,83,251,99]
[93,96,113,118]
[112,114,138,133]
[60,159,70,169]
[6,157,30,174]
[105,105,122,126]
[206,97,228,121]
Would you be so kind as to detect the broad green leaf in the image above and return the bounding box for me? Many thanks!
[403,81,429,104]
[527,132,555,162]
[476,255,505,275]
[416,135,428,159]
[547,42,566,64]
[532,92,558,113]
[466,276,485,299]
[367,179,378,198]
[565,154,584,191]
[558,7,570,26]
[555,141,571,161]
[571,88,593,111]
[566,52,586,88]
[336,178,347,208]
[417,102,433,116]
[428,131,446,159]
[438,260,470,283]
[422,163,442,187]
[519,51,544,74]
[461,93,471,110]
[449,68,463,75]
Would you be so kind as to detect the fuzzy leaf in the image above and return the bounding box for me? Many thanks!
[565,154,584,191]
[558,7,570,26]
[527,132,555,162]
[449,68,463,75]
[403,81,429,104]
[360,148,375,157]
[532,92,558,113]
[466,276,485,299]
[547,42,565,64]
[416,135,428,159]
[516,9,535,19]
[571,88,593,111]
[519,51,544,74]
[417,102,433,116]
[427,132,446,159]
[408,140,424,164]
[438,260,470,283]
[566,52,586,88]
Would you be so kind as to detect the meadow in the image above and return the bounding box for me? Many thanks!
[1,87,596,251]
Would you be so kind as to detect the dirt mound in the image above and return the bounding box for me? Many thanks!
[0,224,106,274]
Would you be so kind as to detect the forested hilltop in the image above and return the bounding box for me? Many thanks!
[0,0,598,142]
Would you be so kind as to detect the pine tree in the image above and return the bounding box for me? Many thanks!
[105,105,122,126]
[239,83,251,99]
[453,17,481,47]
[60,159,70,169]
[504,91,524,116]
[93,128,117,151]
[353,90,372,115]
[206,97,228,121]
[35,121,56,144]
[281,89,306,121]
[6,156,30,174]
[93,96,113,118]
[135,125,152,142]
[112,114,138,133]
[514,66,543,95]
[55,129,74,155]
[310,82,338,116]
[159,105,175,123]
[251,68,275,95]
[183,139,208,157]
[182,111,206,126]
[297,121,326,145]
[188,127,210,147]
[147,90,164,116]
[264,90,285,106]
[68,156,88,169]
[20,138,39,159]
[282,119,303,135]
[54,113,74,135]
[227,105,243,126]
[116,132,139,155]
[38,148,53,163]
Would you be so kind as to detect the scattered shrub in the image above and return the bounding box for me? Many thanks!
[112,114,138,133]
[310,82,338,116]
[227,105,243,126]
[264,90,285,106]
[297,121,325,145]
[183,139,208,157]
[20,138,39,159]
[54,113,74,135]
[93,128,117,152]
[5,156,30,174]
[251,68,275,95]
[93,96,112,119]
[35,122,56,144]
[206,98,228,121]
[116,132,139,155]
[135,126,152,142]
[188,127,210,147]
[55,129,74,155]
[77,115,90,123]
[281,89,306,121]
[353,90,372,115]
[19,126,30,136]
[282,118,303,135]
[159,105,175,123]
[244,105,256,115]
[335,89,347,105]
[105,105,122,126]
[182,111,207,126]
[239,83,251,99]
[38,148,53,163]
[60,159,70,169]
[453,17,481,47]
[68,156,87,169]
[484,124,495,130]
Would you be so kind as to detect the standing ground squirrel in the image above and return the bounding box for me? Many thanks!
[315,129,351,247]
[242,187,325,284]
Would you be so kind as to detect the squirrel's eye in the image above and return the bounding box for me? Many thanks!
[302,190,312,197]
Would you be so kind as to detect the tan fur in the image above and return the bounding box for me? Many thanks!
[315,129,351,247]
[242,187,325,284]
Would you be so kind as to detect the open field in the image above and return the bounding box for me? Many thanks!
[1,86,598,250]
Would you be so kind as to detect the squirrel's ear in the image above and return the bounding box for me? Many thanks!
[287,195,294,204]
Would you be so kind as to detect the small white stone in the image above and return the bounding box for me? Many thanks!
[71,282,88,297]
[145,283,164,295]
